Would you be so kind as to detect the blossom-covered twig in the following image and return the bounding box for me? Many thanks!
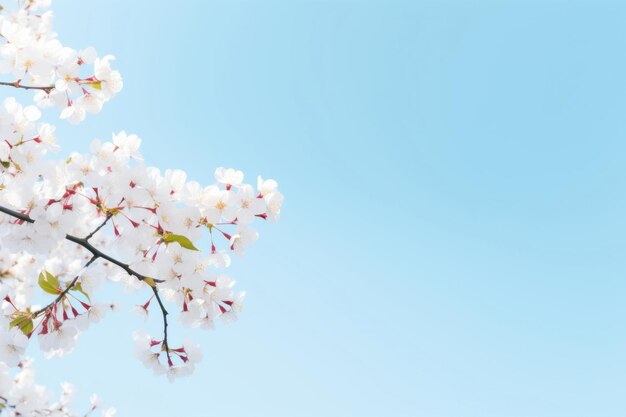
[0,205,162,284]
[0,80,54,91]
[32,255,97,318]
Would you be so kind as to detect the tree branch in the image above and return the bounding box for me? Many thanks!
[0,80,54,91]
[0,205,32,223]
[32,255,98,317]
[84,212,113,241]
[150,285,171,358]
[0,204,164,283]
[1,203,171,364]
[65,234,164,283]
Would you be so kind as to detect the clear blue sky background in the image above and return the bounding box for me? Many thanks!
[22,1,626,416]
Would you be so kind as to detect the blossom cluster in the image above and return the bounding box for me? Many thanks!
[0,358,115,416]
[0,0,122,123]
[0,96,283,376]
[0,0,284,411]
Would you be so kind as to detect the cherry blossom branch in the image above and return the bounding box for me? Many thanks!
[0,204,164,284]
[65,234,164,284]
[32,255,98,317]
[0,204,30,223]
[84,212,113,241]
[150,285,171,359]
[1,203,172,364]
[0,80,54,91]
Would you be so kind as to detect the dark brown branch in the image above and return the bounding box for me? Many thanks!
[1,203,175,374]
[150,285,170,357]
[0,204,163,283]
[84,212,113,241]
[0,80,54,91]
[32,255,98,317]
[64,234,163,283]
[0,205,32,223]
[1,203,171,363]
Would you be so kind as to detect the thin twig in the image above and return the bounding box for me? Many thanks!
[32,255,97,317]
[84,213,113,241]
[150,285,171,358]
[0,80,54,91]
[0,204,163,283]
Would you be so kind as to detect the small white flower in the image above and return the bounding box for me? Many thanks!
[215,167,244,186]
[0,328,28,366]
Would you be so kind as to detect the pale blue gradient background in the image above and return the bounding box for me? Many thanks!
[22,1,626,416]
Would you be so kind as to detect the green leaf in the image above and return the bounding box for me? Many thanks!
[143,277,157,288]
[162,233,199,251]
[9,315,33,336]
[20,319,33,336]
[0,160,9,169]
[38,273,57,294]
[38,270,61,295]
[9,316,26,328]
[90,81,102,90]
[45,270,60,287]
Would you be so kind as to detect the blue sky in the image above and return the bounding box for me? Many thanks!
[22,1,626,416]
